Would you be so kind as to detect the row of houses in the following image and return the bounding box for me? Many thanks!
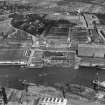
[37,96,67,105]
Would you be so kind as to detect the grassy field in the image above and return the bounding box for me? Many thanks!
[0,47,26,61]
[0,19,16,36]
[0,28,32,63]
[0,38,31,62]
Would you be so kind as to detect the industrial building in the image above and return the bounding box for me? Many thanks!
[42,50,75,67]
[70,28,90,43]
[41,20,71,48]
[78,44,105,58]
[37,96,68,105]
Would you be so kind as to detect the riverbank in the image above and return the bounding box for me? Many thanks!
[5,83,105,105]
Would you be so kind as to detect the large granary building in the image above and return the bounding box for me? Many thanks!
[39,20,72,48]
[78,44,105,58]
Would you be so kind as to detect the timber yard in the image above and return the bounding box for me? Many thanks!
[0,0,105,105]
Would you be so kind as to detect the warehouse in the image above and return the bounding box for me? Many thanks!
[78,44,105,58]
[70,28,89,43]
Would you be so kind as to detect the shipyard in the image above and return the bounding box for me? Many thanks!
[0,0,105,105]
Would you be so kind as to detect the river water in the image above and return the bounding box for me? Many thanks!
[0,65,104,90]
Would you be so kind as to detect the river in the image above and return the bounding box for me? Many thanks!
[0,65,104,90]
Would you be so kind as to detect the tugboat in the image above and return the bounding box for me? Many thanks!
[92,80,105,91]
[95,65,105,70]
[92,72,105,92]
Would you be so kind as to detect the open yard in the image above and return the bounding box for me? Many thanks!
[0,19,16,37]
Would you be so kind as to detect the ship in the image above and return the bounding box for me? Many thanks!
[92,80,105,91]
